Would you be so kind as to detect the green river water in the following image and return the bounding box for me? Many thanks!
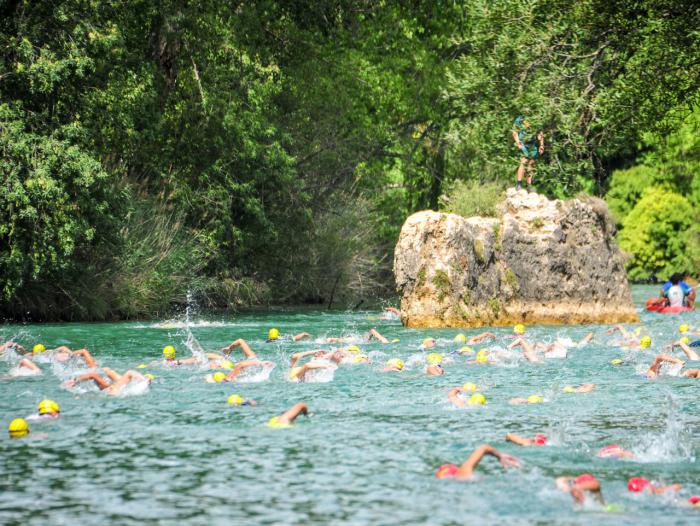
[1,285,699,525]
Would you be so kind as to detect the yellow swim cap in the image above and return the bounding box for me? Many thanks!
[228,394,244,406]
[681,336,690,345]
[426,353,443,365]
[514,324,526,335]
[610,358,624,365]
[267,416,291,429]
[454,333,467,343]
[639,336,652,348]
[387,358,404,370]
[422,338,435,347]
[391,338,400,343]
[33,344,46,354]
[136,364,148,369]
[346,345,361,354]
[220,359,235,370]
[462,382,478,391]
[457,346,473,354]
[475,355,489,364]
[163,345,176,359]
[468,393,486,405]
[144,373,155,381]
[8,418,29,438]
[212,372,226,383]
[527,394,543,404]
[268,328,280,341]
[563,386,575,393]
[38,399,60,415]
[353,354,369,364]
[679,324,689,334]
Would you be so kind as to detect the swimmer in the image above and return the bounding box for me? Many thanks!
[63,369,152,395]
[368,328,389,343]
[435,444,520,480]
[627,477,681,494]
[292,332,311,342]
[447,387,485,407]
[379,307,401,320]
[160,345,221,367]
[509,394,543,405]
[669,339,700,361]
[0,341,26,354]
[288,361,336,382]
[326,328,389,344]
[267,402,308,428]
[466,332,496,345]
[227,394,257,406]
[597,444,634,458]
[27,399,61,420]
[425,353,444,376]
[505,432,547,446]
[382,358,404,372]
[645,355,700,379]
[562,383,595,393]
[220,360,276,382]
[507,338,541,363]
[607,325,650,349]
[384,307,401,316]
[556,474,604,504]
[421,338,436,349]
[13,358,43,376]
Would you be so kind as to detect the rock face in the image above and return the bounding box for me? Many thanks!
[393,189,638,328]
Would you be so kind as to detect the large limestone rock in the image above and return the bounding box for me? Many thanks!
[393,189,638,328]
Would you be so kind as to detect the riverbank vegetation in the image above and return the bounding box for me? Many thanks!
[1,1,698,319]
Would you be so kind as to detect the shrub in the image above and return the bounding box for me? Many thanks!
[439,180,505,218]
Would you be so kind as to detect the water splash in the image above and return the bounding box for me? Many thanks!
[633,396,693,462]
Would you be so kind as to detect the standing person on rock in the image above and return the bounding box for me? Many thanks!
[513,116,545,191]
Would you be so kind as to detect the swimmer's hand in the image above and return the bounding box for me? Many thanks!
[499,453,520,469]
[63,379,77,388]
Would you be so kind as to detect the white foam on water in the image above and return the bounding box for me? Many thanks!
[632,397,693,462]
[235,363,276,383]
[114,379,151,397]
[302,364,337,383]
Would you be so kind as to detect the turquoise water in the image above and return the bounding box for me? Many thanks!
[1,285,698,525]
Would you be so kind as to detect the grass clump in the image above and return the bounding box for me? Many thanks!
[439,180,506,218]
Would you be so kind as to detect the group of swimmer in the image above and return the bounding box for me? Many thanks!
[3,308,700,511]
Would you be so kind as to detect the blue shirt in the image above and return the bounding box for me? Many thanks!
[662,281,692,296]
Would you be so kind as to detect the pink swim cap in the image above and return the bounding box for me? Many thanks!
[435,463,458,479]
[688,495,700,506]
[574,474,597,485]
[628,477,652,493]
[532,434,547,445]
[598,444,624,457]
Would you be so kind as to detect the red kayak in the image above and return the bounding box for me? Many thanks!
[645,298,694,313]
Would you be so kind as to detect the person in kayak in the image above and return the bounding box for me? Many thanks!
[512,116,544,191]
[660,273,695,308]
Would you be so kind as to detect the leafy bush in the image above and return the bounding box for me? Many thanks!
[439,180,505,218]
[618,187,700,281]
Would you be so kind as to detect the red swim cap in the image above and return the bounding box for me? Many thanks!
[688,495,700,506]
[532,434,547,445]
[628,477,652,493]
[574,474,597,485]
[598,444,624,457]
[435,464,458,479]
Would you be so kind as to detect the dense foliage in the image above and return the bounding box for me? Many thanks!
[1,1,698,319]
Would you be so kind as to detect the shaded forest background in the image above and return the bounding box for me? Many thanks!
[1,0,699,320]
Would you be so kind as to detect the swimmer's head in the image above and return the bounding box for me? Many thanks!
[679,324,689,334]
[346,345,361,354]
[513,323,526,335]
[610,358,624,365]
[532,434,547,445]
[454,333,467,343]
[462,382,478,392]
[435,463,459,478]
[33,344,46,354]
[353,354,369,364]
[144,373,155,382]
[386,358,404,370]
[426,353,443,365]
[212,372,226,383]
[38,399,60,416]
[268,328,280,341]
[8,418,29,438]
[598,444,624,457]
[422,338,436,348]
[457,346,473,354]
[267,416,291,429]
[689,495,700,507]
[228,394,244,406]
[527,394,543,404]
[468,393,486,405]
[220,360,235,370]
[574,473,598,486]
[475,349,489,363]
[680,336,690,345]
[137,364,148,369]
[627,477,652,493]
[562,386,575,393]
[639,336,652,349]
[162,345,176,359]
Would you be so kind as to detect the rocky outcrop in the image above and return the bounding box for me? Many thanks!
[393,189,638,328]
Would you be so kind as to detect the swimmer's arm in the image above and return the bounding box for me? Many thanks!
[290,350,319,368]
[651,484,682,494]
[222,339,257,359]
[102,367,122,382]
[205,352,224,360]
[50,345,73,353]
[277,402,308,425]
[176,357,200,365]
[456,445,519,479]
[368,328,389,343]
[570,479,600,504]
[468,332,495,344]
[71,349,97,368]
[71,372,112,390]
[579,333,594,345]
[673,341,700,361]
[224,360,269,381]
[292,332,311,342]
[505,433,532,446]
[384,307,401,315]
[0,341,25,353]
[574,383,595,393]
[18,358,41,372]
[447,388,466,407]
